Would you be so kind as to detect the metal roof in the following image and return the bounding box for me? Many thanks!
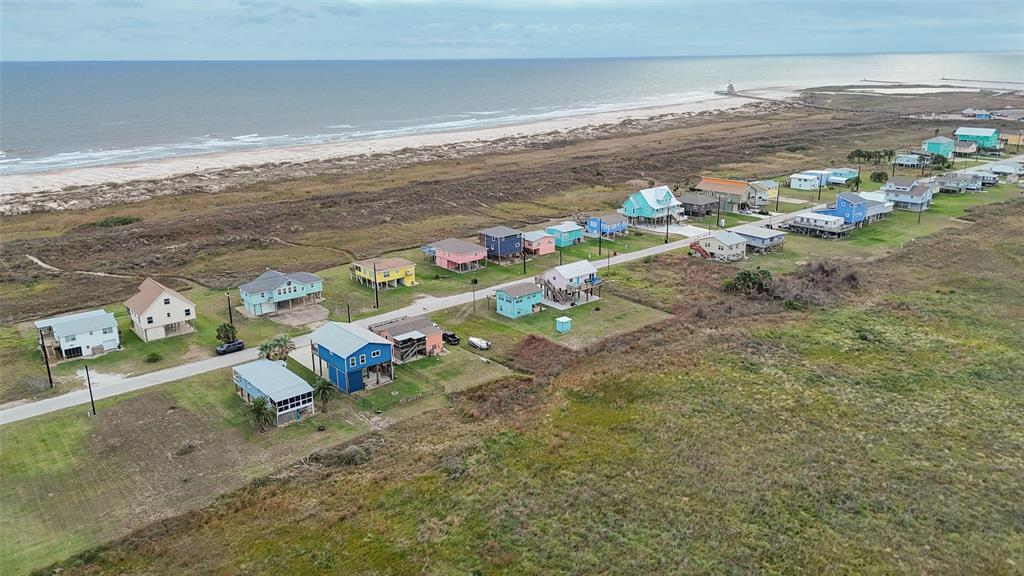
[239,269,322,293]
[34,309,117,338]
[549,260,599,280]
[924,136,954,144]
[233,359,313,402]
[497,282,543,299]
[732,225,786,240]
[371,315,442,339]
[352,257,414,271]
[594,212,628,223]
[479,225,522,238]
[522,230,554,242]
[547,221,583,233]
[836,192,868,204]
[430,237,485,255]
[632,185,681,208]
[677,192,718,205]
[712,231,747,246]
[311,322,391,358]
[955,127,998,137]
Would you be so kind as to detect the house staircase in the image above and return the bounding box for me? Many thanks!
[670,211,684,223]
[573,212,589,226]
[689,241,711,260]
[395,337,422,362]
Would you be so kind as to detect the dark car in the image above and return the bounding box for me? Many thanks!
[443,332,460,345]
[216,340,245,355]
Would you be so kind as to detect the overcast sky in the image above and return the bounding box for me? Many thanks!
[3,0,1023,61]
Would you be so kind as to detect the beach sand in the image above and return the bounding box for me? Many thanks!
[0,87,797,199]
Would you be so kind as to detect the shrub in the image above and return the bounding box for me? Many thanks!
[144,351,163,363]
[94,215,142,227]
[870,171,888,183]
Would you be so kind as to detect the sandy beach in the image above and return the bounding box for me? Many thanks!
[0,87,797,201]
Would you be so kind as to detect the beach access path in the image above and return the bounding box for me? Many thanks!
[0,208,819,426]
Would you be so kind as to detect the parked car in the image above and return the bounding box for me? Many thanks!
[216,340,245,355]
[443,332,460,345]
[468,337,491,350]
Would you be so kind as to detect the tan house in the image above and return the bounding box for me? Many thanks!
[690,231,747,262]
[125,278,196,342]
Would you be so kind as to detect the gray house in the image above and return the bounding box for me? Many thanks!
[732,225,787,254]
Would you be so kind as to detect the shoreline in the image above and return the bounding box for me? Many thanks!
[0,87,797,201]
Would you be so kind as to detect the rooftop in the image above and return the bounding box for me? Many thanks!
[924,136,954,144]
[371,315,442,339]
[239,269,322,294]
[631,185,681,207]
[547,221,583,233]
[695,177,748,196]
[124,278,193,315]
[311,322,391,358]
[955,127,998,137]
[479,225,522,238]
[732,225,786,240]
[522,230,554,242]
[233,360,313,402]
[712,231,747,245]
[498,281,543,299]
[430,237,485,255]
[836,192,867,204]
[678,192,718,205]
[594,212,628,223]
[34,309,117,338]
[550,260,599,279]
[353,257,414,271]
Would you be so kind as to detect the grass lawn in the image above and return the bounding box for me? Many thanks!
[686,212,761,229]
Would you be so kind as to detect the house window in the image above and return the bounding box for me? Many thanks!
[102,327,113,335]
[371,350,381,358]
[167,312,171,318]
[163,298,170,305]
[184,309,191,317]
[359,354,366,364]
[349,357,356,368]
[65,335,76,343]
[146,316,154,324]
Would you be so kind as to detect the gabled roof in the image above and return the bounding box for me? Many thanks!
[905,183,934,198]
[695,177,748,196]
[547,221,583,233]
[125,278,193,315]
[836,192,867,204]
[352,257,414,271]
[790,172,818,180]
[549,260,599,280]
[955,127,998,137]
[34,309,117,338]
[239,269,322,293]
[954,140,978,149]
[630,185,681,209]
[923,136,954,144]
[431,237,486,255]
[233,359,312,402]
[677,192,718,205]
[371,315,442,339]
[479,225,522,238]
[887,176,918,188]
[732,225,786,240]
[311,322,391,358]
[522,230,554,243]
[497,282,543,299]
[593,212,628,224]
[712,231,747,246]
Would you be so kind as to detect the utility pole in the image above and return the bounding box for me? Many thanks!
[372,261,380,309]
[471,278,478,312]
[39,329,53,388]
[597,226,603,255]
[225,292,234,325]
[346,303,351,323]
[917,206,923,225]
[663,212,670,244]
[716,200,722,230]
[856,164,862,192]
[817,179,822,202]
[85,364,96,416]
[522,249,527,275]
[558,248,563,266]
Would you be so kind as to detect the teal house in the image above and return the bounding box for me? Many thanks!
[922,136,954,159]
[545,221,584,248]
[495,282,543,319]
[620,185,681,225]
[954,127,1001,150]
[239,269,324,317]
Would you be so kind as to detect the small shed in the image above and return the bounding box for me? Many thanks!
[555,316,572,333]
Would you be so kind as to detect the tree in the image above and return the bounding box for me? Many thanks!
[723,268,774,296]
[870,171,889,183]
[216,322,238,344]
[930,154,951,171]
[848,176,861,191]
[312,377,339,413]
[258,334,296,361]
[245,396,276,432]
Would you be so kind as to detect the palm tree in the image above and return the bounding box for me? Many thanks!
[312,377,338,413]
[258,334,296,361]
[216,322,237,344]
[245,396,276,432]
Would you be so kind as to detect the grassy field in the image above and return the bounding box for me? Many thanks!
[43,199,1024,575]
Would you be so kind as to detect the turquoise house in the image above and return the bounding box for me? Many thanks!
[495,282,543,319]
[239,269,324,316]
[954,127,1001,150]
[545,221,584,247]
[620,185,681,225]
[922,136,954,159]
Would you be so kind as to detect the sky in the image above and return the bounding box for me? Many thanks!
[2,0,1023,61]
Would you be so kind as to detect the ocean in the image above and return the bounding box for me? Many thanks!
[1,52,1021,175]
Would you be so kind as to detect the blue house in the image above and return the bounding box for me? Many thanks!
[585,212,629,237]
[546,221,584,247]
[821,192,868,226]
[310,322,394,393]
[826,167,859,184]
[239,269,324,317]
[479,225,523,262]
[495,282,543,319]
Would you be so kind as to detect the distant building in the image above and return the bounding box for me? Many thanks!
[479,225,524,262]
[922,136,955,159]
[350,257,417,289]
[785,212,852,239]
[750,179,780,200]
[539,260,601,305]
[880,176,935,212]
[892,154,926,168]
[522,230,556,256]
[239,269,324,317]
[585,213,629,238]
[546,222,585,248]
[310,322,394,393]
[826,167,859,185]
[690,231,747,261]
[124,278,195,342]
[35,309,120,361]
[233,359,314,427]
[954,127,1001,150]
[789,173,820,191]
[731,226,786,254]
[820,192,868,226]
[853,193,894,222]
[426,238,488,273]
[495,282,544,319]
[989,163,1024,176]
[677,192,719,216]
[694,177,767,211]
[370,316,444,362]
[935,173,983,194]
[621,185,682,224]
[954,140,978,157]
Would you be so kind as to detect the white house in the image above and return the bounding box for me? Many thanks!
[880,176,935,212]
[789,173,820,190]
[691,231,747,261]
[35,309,120,361]
[539,260,601,305]
[124,278,197,342]
[990,163,1023,176]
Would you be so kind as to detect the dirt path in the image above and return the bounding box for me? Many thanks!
[25,254,136,279]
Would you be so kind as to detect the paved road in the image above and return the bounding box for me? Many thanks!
[0,209,812,426]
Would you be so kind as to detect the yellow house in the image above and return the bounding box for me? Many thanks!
[350,257,416,289]
[999,131,1024,148]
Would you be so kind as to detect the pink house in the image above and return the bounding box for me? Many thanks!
[522,230,555,256]
[427,238,487,273]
